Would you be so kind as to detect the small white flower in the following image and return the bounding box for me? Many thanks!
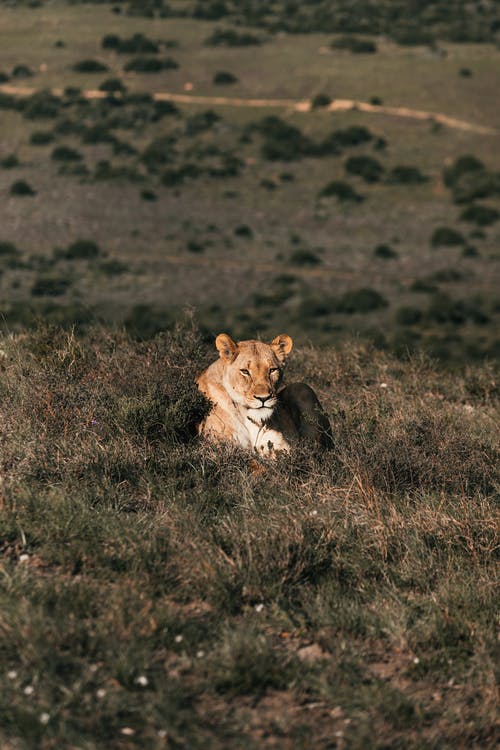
[413,656,420,664]
[24,685,34,696]
[196,650,205,659]
[158,729,168,738]
[19,554,29,563]
[39,712,50,725]
[120,727,135,736]
[96,688,106,699]
[310,510,318,516]
[135,675,148,687]
[174,634,183,644]
[7,670,17,680]
[254,603,264,613]
[380,382,388,389]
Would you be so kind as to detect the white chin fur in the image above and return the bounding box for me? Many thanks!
[248,405,274,423]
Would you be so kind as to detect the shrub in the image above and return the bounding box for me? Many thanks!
[387,166,428,184]
[93,160,143,182]
[1,154,19,168]
[124,56,178,73]
[30,131,54,145]
[289,249,321,267]
[459,204,499,226]
[187,240,204,253]
[336,288,388,314]
[153,100,179,119]
[260,178,277,190]
[374,244,398,259]
[124,56,163,73]
[426,294,489,325]
[12,64,34,78]
[452,170,500,204]
[213,70,238,85]
[81,124,116,145]
[141,135,176,170]
[209,154,243,178]
[31,274,72,296]
[318,180,364,202]
[63,240,102,260]
[98,259,128,275]
[331,36,377,53]
[234,224,253,238]
[410,278,438,294]
[162,57,180,70]
[443,155,484,188]
[161,163,203,186]
[140,189,158,201]
[253,116,314,161]
[51,146,83,162]
[345,155,384,183]
[72,59,109,73]
[99,77,128,93]
[311,93,331,108]
[429,269,464,283]
[193,1,229,20]
[185,110,220,136]
[431,227,465,247]
[462,245,479,258]
[0,71,9,83]
[0,92,19,111]
[328,125,373,147]
[0,241,19,257]
[10,180,36,196]
[54,118,84,137]
[396,306,423,325]
[22,90,60,120]
[297,295,336,318]
[116,33,159,54]
[101,33,121,49]
[206,28,261,46]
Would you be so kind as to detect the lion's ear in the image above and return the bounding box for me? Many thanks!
[271,334,293,362]
[216,333,238,362]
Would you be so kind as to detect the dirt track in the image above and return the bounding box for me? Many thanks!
[1,83,498,135]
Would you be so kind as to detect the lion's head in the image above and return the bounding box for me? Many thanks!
[215,333,293,423]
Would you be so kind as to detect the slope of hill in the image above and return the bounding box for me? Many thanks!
[0,322,499,748]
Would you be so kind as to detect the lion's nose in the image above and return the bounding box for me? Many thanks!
[255,395,271,405]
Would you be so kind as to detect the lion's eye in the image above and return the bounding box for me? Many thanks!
[240,369,250,376]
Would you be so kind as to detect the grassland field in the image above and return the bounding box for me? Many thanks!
[0,3,499,747]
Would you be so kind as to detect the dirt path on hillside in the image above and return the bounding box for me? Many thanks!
[1,83,497,135]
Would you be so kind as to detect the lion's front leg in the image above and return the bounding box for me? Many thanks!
[254,427,290,458]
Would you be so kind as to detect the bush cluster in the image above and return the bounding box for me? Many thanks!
[205,28,261,46]
[123,56,179,73]
[102,32,159,54]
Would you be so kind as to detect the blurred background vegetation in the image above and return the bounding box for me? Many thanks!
[0,0,499,366]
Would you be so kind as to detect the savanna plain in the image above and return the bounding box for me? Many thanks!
[0,1,499,748]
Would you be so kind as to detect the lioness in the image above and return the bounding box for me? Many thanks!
[196,333,332,456]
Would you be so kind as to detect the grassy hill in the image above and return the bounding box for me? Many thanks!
[0,4,499,746]
[0,321,498,748]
